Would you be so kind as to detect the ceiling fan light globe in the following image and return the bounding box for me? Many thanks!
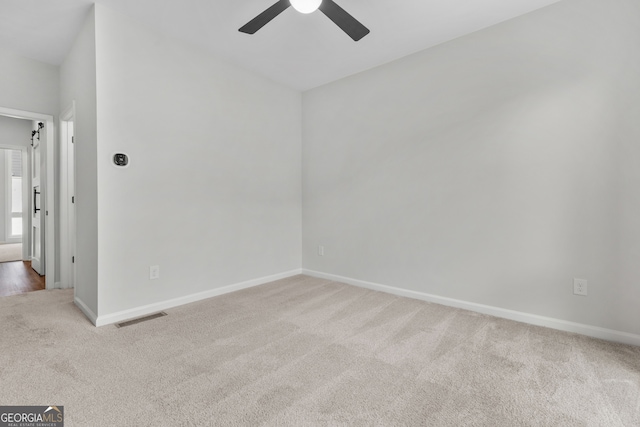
[290,0,322,14]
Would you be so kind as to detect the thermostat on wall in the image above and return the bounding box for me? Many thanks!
[113,153,129,167]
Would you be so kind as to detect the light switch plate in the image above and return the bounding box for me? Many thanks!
[150,265,160,280]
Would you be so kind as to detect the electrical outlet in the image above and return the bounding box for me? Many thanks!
[318,246,324,256]
[149,265,160,280]
[573,278,587,296]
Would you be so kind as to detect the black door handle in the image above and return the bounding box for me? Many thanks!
[34,188,40,215]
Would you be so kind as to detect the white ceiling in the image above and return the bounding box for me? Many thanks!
[0,0,562,91]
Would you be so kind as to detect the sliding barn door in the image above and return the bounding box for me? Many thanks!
[30,125,44,276]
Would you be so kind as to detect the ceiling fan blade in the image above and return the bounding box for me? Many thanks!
[239,0,291,34]
[319,0,370,41]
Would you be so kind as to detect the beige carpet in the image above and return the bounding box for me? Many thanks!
[0,275,638,426]
[0,243,22,263]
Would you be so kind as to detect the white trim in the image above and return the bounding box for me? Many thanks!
[0,106,55,288]
[44,119,55,288]
[59,103,75,290]
[74,296,98,325]
[0,107,51,122]
[94,269,303,327]
[301,269,640,347]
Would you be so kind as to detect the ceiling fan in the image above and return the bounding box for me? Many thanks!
[239,0,370,41]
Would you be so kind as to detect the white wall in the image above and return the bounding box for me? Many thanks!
[60,8,99,317]
[0,47,59,115]
[302,0,640,336]
[0,115,32,148]
[93,5,301,317]
[614,1,640,337]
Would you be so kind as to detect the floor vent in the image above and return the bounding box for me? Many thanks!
[115,312,167,328]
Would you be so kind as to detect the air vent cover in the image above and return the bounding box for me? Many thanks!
[115,312,167,328]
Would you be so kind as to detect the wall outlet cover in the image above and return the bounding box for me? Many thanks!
[573,278,588,296]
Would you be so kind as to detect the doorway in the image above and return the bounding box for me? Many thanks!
[0,116,47,296]
[0,106,56,292]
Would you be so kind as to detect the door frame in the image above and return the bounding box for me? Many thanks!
[60,103,75,289]
[0,106,55,289]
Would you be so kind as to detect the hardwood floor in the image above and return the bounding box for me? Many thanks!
[0,261,45,297]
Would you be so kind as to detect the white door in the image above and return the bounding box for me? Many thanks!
[30,124,44,275]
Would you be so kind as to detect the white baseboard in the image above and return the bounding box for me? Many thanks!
[94,269,303,327]
[54,281,73,290]
[0,239,22,244]
[302,269,640,347]
[74,296,98,325]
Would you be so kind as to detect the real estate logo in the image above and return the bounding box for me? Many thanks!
[0,406,64,427]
